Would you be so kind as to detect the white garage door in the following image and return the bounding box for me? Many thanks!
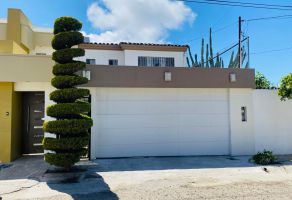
[91,88,230,158]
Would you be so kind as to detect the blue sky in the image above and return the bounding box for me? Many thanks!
[0,0,291,84]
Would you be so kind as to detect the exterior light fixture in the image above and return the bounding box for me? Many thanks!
[82,70,91,80]
[164,71,172,82]
[229,73,236,82]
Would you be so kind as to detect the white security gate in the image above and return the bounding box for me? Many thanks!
[91,88,230,158]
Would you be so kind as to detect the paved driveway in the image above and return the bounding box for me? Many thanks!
[1,156,292,199]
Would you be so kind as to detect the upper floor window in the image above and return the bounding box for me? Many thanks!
[86,59,96,65]
[138,56,175,67]
[109,59,118,66]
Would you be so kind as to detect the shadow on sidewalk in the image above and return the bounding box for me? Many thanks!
[0,155,119,200]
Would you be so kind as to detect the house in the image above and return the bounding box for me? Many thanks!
[1,8,292,163]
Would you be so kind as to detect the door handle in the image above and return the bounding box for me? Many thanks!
[27,106,30,133]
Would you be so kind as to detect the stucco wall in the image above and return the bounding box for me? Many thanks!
[229,89,255,155]
[253,90,292,154]
[0,54,53,82]
[79,49,125,65]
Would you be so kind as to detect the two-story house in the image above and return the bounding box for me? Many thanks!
[1,8,291,164]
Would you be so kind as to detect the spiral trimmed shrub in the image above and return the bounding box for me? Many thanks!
[54,17,82,34]
[52,48,85,64]
[52,31,84,50]
[43,16,92,169]
[53,62,86,75]
[43,137,89,150]
[45,152,85,169]
[50,88,90,103]
[47,102,91,118]
[51,75,88,89]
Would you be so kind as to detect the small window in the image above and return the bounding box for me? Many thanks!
[241,107,247,122]
[86,59,96,65]
[109,59,118,66]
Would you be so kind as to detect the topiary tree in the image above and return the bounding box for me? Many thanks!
[255,71,271,89]
[43,17,92,169]
[278,73,292,101]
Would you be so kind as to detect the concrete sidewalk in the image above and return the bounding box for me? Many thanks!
[1,155,292,200]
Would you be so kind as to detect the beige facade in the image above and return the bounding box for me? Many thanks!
[0,8,53,55]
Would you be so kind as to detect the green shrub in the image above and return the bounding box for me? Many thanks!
[43,115,93,135]
[51,75,88,89]
[52,48,84,64]
[47,102,90,118]
[50,88,90,103]
[278,73,292,101]
[255,72,271,89]
[53,62,86,75]
[45,16,92,169]
[52,31,84,50]
[54,17,82,34]
[45,153,80,169]
[251,150,277,165]
[43,136,89,150]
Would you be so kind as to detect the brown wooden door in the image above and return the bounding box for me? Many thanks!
[22,92,45,154]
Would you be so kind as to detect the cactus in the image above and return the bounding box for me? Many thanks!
[201,39,204,67]
[209,28,215,68]
[206,44,209,68]
[187,46,195,67]
[194,54,199,67]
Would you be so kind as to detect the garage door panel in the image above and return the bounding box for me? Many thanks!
[94,101,227,115]
[96,88,179,101]
[92,88,230,158]
[178,141,229,155]
[179,114,229,127]
[178,89,228,101]
[178,126,229,142]
[177,101,228,114]
[95,101,177,115]
[96,143,179,158]
[97,127,178,145]
[95,115,178,129]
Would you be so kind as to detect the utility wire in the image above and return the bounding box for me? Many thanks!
[246,14,292,22]
[176,0,292,11]
[251,46,292,55]
[203,0,292,9]
[182,21,237,43]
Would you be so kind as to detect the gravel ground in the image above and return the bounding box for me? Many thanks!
[1,156,292,200]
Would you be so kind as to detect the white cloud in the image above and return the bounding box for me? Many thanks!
[85,0,196,43]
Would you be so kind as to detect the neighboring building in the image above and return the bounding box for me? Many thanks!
[1,8,292,163]
[78,42,188,67]
[0,8,53,162]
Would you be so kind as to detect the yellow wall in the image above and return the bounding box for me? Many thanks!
[0,82,13,163]
[0,82,22,162]
[0,40,28,54]
[10,91,22,161]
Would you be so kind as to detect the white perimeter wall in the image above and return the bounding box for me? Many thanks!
[253,90,292,154]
